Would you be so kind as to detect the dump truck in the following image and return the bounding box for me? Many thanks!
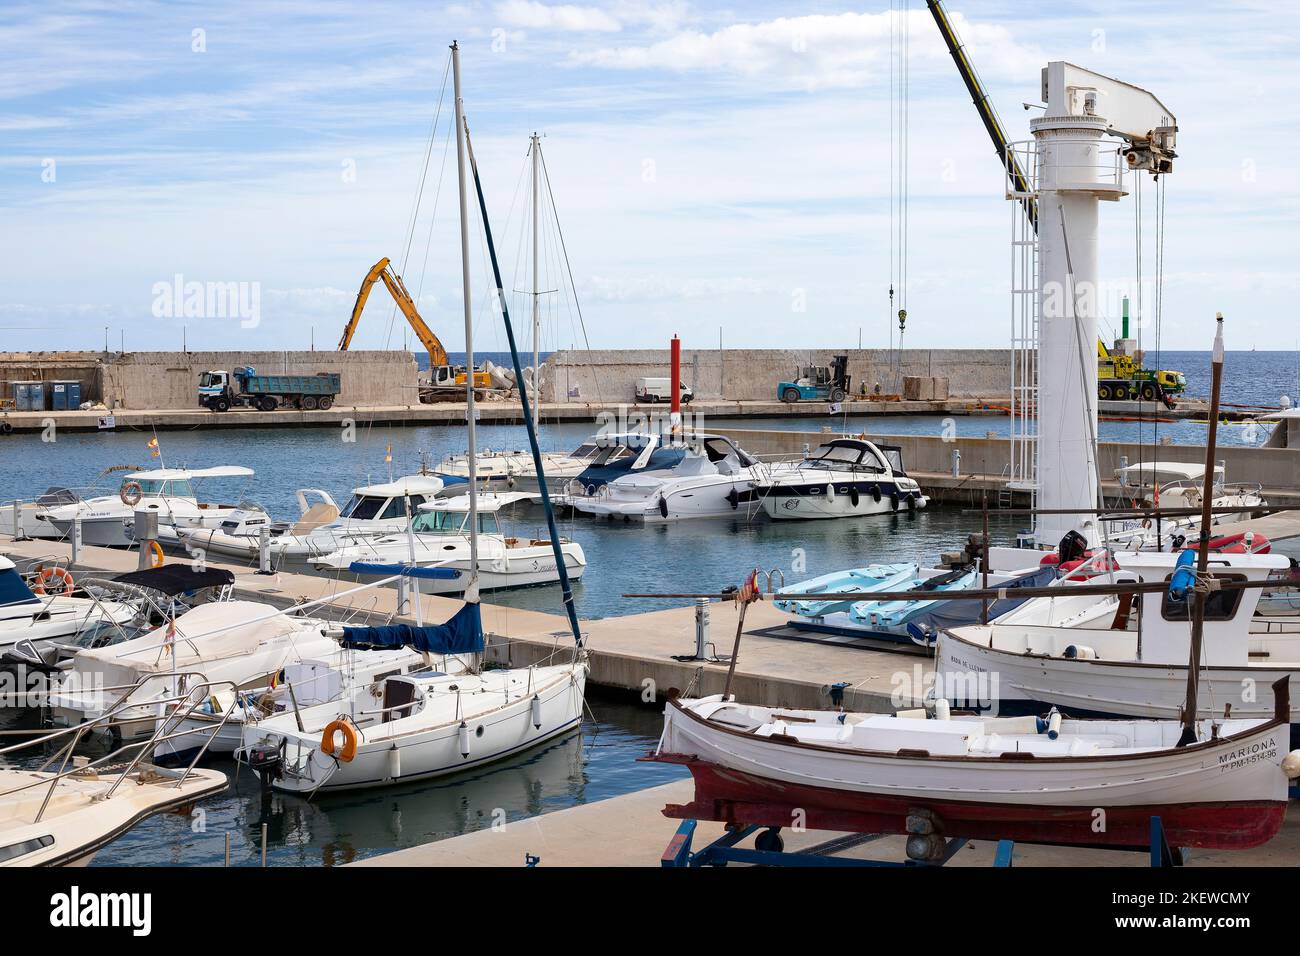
[778,355,850,403]
[199,367,341,412]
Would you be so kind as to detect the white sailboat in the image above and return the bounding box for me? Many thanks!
[240,42,587,794]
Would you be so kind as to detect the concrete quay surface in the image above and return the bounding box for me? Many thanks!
[357,778,1300,867]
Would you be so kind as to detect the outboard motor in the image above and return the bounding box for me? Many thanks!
[246,737,286,792]
[1057,529,1089,565]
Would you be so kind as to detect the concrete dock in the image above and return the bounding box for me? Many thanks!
[356,777,1300,867]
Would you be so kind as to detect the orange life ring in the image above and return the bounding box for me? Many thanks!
[321,719,358,762]
[147,541,165,568]
[120,480,143,506]
[33,566,74,595]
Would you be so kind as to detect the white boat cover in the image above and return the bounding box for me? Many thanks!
[75,600,303,674]
[125,466,255,480]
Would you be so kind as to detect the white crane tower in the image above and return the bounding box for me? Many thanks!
[1027,61,1177,548]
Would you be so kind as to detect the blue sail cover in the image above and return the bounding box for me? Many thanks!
[340,602,484,654]
[0,568,39,607]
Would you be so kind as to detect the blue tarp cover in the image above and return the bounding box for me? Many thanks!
[348,562,461,580]
[0,568,39,607]
[340,602,484,654]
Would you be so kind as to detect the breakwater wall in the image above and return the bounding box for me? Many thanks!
[540,348,1016,404]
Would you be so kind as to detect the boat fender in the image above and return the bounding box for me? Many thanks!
[726,487,739,510]
[1046,711,1062,740]
[387,744,401,780]
[0,421,11,435]
[895,708,927,720]
[531,694,542,729]
[1283,750,1300,780]
[825,482,836,503]
[658,496,669,519]
[320,719,358,762]
[933,698,950,721]
[1167,550,1197,600]
[906,492,917,512]
[120,480,143,506]
[458,720,470,758]
[890,492,900,511]
[1064,644,1098,660]
[849,486,860,507]
[871,484,882,503]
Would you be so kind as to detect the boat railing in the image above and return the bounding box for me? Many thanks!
[0,672,244,819]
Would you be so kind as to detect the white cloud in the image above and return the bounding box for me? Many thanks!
[495,1,622,33]
[569,9,1040,90]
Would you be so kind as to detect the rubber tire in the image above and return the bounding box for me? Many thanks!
[317,396,334,410]
[1098,384,1113,401]
[1140,383,1156,402]
[215,399,230,412]
[1113,384,1130,401]
[829,387,845,403]
[301,395,318,411]
[754,828,784,853]
[258,396,278,412]
[782,388,801,404]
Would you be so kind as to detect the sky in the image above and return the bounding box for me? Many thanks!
[1,1,1296,357]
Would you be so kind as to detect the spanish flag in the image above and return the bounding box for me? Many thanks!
[384,443,392,465]
[147,437,160,458]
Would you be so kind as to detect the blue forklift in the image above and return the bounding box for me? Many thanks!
[778,355,850,404]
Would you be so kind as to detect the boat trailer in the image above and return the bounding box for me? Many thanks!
[661,816,1186,868]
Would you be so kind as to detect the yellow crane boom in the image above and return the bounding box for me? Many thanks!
[338,257,450,369]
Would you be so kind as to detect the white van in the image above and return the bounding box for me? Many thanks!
[634,377,693,404]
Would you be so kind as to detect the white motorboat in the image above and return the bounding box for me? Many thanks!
[38,466,258,547]
[0,556,137,659]
[755,438,927,520]
[240,604,587,793]
[433,443,602,495]
[0,763,226,866]
[1103,461,1266,550]
[934,550,1300,735]
[567,432,768,521]
[311,493,586,593]
[176,477,443,562]
[46,600,339,740]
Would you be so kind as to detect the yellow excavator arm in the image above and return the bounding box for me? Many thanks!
[338,257,450,369]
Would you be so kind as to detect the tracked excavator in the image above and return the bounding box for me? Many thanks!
[338,257,492,401]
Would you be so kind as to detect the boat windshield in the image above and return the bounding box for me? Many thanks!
[340,495,387,520]
[805,444,884,473]
[411,510,500,535]
[124,478,194,497]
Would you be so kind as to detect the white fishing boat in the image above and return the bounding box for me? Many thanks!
[311,494,586,593]
[568,432,767,521]
[0,556,137,657]
[755,438,927,520]
[651,686,1295,851]
[176,477,442,562]
[46,600,339,740]
[432,445,596,495]
[37,466,258,547]
[934,550,1300,733]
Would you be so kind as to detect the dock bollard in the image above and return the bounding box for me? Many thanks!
[257,525,271,575]
[134,510,159,570]
[694,597,710,659]
[70,516,82,566]
[951,448,961,478]
[11,500,27,541]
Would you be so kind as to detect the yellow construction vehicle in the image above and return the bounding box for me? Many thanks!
[338,257,491,392]
[1095,300,1186,404]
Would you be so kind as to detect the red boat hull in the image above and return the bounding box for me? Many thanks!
[657,756,1287,850]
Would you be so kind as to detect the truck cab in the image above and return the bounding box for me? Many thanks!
[198,370,233,410]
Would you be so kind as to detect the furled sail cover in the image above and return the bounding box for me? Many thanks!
[340,602,483,654]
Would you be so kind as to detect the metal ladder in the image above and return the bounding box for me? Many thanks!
[1006,140,1040,514]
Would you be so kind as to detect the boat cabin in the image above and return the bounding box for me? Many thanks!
[338,476,444,522]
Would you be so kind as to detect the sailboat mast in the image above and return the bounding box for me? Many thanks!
[531,132,541,432]
[451,40,479,582]
[1179,313,1226,746]
[462,122,584,647]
